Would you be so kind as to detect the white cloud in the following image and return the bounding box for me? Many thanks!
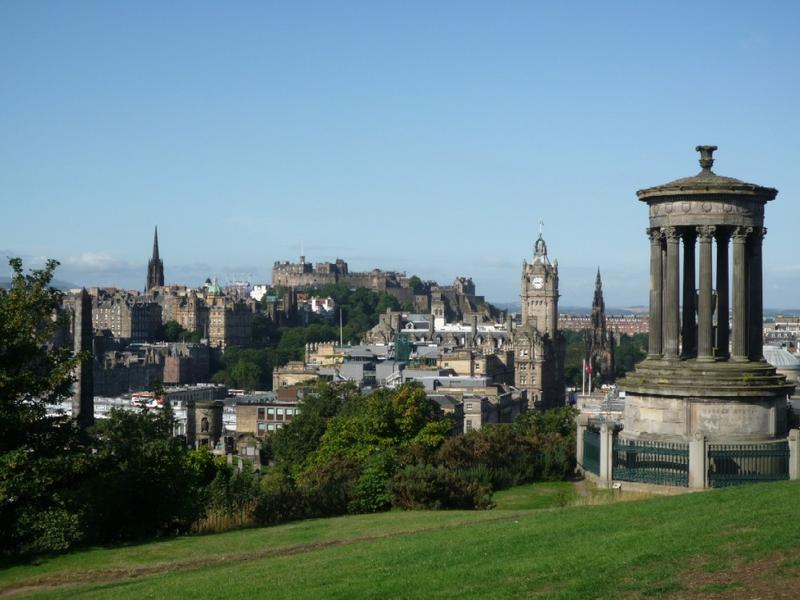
[62,252,132,272]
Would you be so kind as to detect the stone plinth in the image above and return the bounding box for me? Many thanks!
[619,358,794,442]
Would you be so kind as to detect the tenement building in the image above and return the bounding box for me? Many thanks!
[514,229,565,408]
[578,146,797,491]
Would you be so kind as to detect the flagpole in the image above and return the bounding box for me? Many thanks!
[582,358,586,396]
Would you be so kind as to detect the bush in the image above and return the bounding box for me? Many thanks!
[437,425,540,490]
[255,468,308,526]
[391,464,493,510]
[298,455,361,518]
[348,451,395,514]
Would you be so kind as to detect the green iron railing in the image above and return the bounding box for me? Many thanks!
[708,441,789,488]
[612,438,689,487]
[583,428,600,475]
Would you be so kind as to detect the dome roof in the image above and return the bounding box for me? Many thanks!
[206,277,223,296]
[763,345,800,371]
[637,146,777,202]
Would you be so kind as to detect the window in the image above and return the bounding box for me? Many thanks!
[466,403,473,411]
[257,407,265,420]
[268,407,276,416]
[257,422,266,435]
[466,419,473,431]
[267,423,276,431]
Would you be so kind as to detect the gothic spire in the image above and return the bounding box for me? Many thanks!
[146,226,164,291]
[152,226,160,261]
[595,267,602,289]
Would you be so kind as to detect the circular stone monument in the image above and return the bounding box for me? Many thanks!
[618,146,795,442]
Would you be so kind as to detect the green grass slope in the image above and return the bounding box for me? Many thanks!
[3,481,800,599]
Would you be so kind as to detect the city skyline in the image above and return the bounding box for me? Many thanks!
[2,2,799,308]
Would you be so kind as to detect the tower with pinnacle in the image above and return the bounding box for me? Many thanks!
[146,226,164,291]
[587,268,615,384]
[514,223,565,408]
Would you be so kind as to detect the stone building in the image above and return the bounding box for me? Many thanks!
[146,226,164,291]
[91,289,163,343]
[619,146,795,443]
[514,229,566,408]
[272,361,319,389]
[587,269,615,384]
[235,392,301,438]
[272,256,413,303]
[205,279,253,350]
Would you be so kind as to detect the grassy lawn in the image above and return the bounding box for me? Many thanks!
[492,480,577,510]
[4,481,800,598]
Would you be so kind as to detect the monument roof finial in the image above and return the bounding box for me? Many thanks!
[695,145,718,172]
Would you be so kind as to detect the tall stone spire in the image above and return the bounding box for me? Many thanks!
[152,226,160,261]
[588,267,615,384]
[146,226,164,291]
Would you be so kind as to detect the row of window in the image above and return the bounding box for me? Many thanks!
[257,406,301,420]
[257,422,285,434]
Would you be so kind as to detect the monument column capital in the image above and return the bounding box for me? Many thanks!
[663,226,680,242]
[732,226,753,242]
[646,227,663,243]
[696,225,716,241]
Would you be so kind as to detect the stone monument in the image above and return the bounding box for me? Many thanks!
[619,146,794,442]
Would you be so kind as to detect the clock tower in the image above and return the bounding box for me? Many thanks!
[521,230,558,335]
[514,226,565,408]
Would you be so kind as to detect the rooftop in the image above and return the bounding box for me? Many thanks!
[637,146,777,201]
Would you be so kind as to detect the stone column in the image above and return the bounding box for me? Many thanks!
[789,429,800,481]
[681,229,697,358]
[716,229,730,359]
[689,432,708,489]
[599,422,614,487]
[731,226,752,361]
[576,414,589,472]
[647,227,663,358]
[697,225,716,361]
[663,227,681,360]
[748,227,766,361]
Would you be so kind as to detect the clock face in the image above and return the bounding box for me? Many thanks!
[532,276,544,290]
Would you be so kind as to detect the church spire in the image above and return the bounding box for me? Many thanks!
[595,267,602,289]
[152,226,160,261]
[146,226,164,291]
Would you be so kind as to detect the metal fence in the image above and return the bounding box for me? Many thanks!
[708,441,789,488]
[583,428,601,475]
[612,438,689,487]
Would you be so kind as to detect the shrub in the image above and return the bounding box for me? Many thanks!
[437,425,540,490]
[391,464,493,510]
[348,451,395,514]
[298,455,361,518]
[255,468,308,526]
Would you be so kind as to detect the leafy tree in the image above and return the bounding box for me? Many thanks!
[615,333,648,378]
[407,275,423,293]
[83,406,205,542]
[307,383,449,467]
[162,320,185,342]
[268,382,358,469]
[0,258,80,453]
[0,258,90,554]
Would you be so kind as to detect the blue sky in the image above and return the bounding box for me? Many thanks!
[2,1,799,308]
